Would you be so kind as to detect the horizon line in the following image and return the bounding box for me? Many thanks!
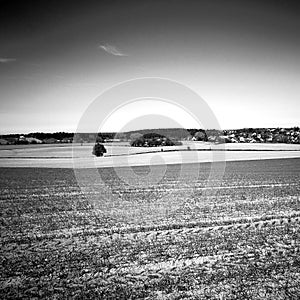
[1,125,300,136]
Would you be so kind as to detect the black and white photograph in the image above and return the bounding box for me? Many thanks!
[0,0,300,299]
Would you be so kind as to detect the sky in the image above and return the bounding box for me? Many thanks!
[0,0,299,134]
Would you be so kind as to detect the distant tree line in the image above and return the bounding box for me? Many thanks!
[130,132,182,147]
[1,127,299,144]
[28,132,74,141]
[1,132,73,140]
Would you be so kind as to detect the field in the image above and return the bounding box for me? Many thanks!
[0,142,300,168]
[1,158,300,299]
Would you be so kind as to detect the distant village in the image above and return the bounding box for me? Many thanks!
[207,127,300,144]
[0,127,299,145]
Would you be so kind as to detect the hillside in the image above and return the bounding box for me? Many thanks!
[0,127,299,145]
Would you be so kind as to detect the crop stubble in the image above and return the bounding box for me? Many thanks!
[0,158,300,299]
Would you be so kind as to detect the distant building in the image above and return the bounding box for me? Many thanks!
[62,137,73,143]
[208,136,217,143]
[26,137,43,144]
[0,139,8,145]
[105,138,121,142]
[5,137,18,145]
[43,138,58,144]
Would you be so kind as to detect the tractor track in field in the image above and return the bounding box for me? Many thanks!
[2,213,300,244]
[59,243,300,278]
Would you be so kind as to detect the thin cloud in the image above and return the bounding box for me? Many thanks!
[0,58,16,63]
[98,44,128,56]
